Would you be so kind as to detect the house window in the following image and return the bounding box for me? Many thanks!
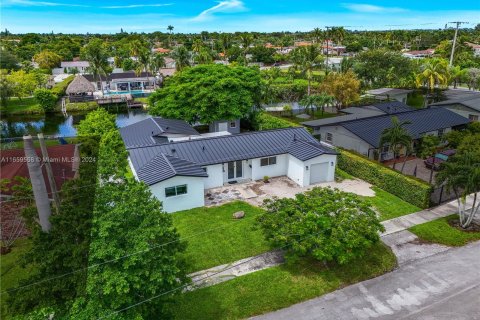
[230,121,236,128]
[325,132,333,143]
[382,145,389,153]
[438,128,445,137]
[469,114,479,121]
[260,156,277,166]
[165,184,188,197]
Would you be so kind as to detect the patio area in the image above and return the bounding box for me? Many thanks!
[205,176,375,207]
[386,157,436,184]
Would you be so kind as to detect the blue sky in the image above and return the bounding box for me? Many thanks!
[1,0,479,34]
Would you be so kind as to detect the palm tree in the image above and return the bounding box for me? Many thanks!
[83,38,109,94]
[311,28,324,44]
[220,33,232,61]
[149,54,166,88]
[167,25,174,47]
[239,33,253,60]
[291,45,323,95]
[171,46,191,71]
[448,65,466,89]
[340,57,353,73]
[379,117,413,169]
[436,151,480,228]
[194,48,213,65]
[415,58,449,92]
[299,93,334,118]
[192,38,204,54]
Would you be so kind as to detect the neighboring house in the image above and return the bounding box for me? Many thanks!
[84,71,157,92]
[305,107,470,161]
[209,119,241,134]
[122,127,338,212]
[52,61,90,75]
[465,42,480,57]
[366,88,413,103]
[0,144,79,198]
[430,89,480,122]
[303,102,414,132]
[402,49,435,59]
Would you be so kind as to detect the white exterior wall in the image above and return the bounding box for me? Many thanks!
[203,164,223,189]
[149,176,205,213]
[251,154,288,181]
[317,126,374,158]
[287,155,305,186]
[442,105,480,121]
[287,154,336,187]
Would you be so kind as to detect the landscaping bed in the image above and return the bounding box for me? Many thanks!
[172,201,271,273]
[169,242,396,320]
[409,214,480,246]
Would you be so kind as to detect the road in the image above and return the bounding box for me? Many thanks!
[252,241,480,320]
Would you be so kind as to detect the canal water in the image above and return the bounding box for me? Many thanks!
[0,109,150,139]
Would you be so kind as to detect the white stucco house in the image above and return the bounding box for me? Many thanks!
[120,118,338,212]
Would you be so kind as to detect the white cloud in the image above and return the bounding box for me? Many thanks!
[4,0,88,7]
[192,0,247,21]
[342,3,407,13]
[101,3,173,9]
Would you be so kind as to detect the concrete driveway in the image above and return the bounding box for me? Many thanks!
[252,241,480,320]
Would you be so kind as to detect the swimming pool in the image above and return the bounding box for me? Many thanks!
[104,90,152,98]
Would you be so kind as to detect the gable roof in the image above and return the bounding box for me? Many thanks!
[128,127,337,185]
[370,101,413,114]
[331,108,470,148]
[120,117,200,149]
[430,89,480,112]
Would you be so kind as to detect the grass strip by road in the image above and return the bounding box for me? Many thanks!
[169,242,396,320]
[409,214,480,246]
[365,186,421,221]
[172,201,271,273]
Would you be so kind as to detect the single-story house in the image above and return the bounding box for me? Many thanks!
[0,144,79,198]
[84,71,157,92]
[305,107,470,161]
[123,127,338,212]
[465,42,480,57]
[303,101,414,132]
[366,88,413,103]
[52,61,90,75]
[402,49,435,59]
[430,89,480,122]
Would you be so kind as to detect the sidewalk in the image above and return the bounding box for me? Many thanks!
[187,195,475,290]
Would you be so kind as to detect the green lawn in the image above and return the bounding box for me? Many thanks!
[1,97,43,115]
[1,238,34,319]
[365,187,421,221]
[172,202,271,273]
[269,110,338,125]
[410,215,480,246]
[169,242,396,320]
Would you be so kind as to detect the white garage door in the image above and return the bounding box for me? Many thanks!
[310,162,329,184]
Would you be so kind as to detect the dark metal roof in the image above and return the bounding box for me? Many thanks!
[84,72,154,82]
[302,114,375,127]
[137,154,208,185]
[370,101,413,114]
[430,89,480,112]
[335,107,470,148]
[128,127,337,185]
[120,117,199,149]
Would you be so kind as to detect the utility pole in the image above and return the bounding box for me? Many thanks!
[38,133,61,213]
[23,135,52,232]
[447,21,468,66]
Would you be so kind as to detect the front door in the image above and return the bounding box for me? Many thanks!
[227,161,243,180]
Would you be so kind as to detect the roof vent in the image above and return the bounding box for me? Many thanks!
[165,126,169,130]
[171,148,176,153]
[293,134,297,141]
[202,146,205,151]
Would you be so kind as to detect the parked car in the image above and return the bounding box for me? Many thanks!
[424,149,456,170]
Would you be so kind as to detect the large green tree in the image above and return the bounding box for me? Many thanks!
[33,49,62,70]
[290,45,323,95]
[149,64,262,124]
[81,39,109,93]
[257,187,384,264]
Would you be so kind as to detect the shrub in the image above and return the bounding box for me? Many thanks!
[337,149,432,208]
[51,75,74,97]
[33,88,57,112]
[254,112,298,130]
[65,101,99,111]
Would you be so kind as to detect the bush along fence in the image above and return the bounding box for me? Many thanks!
[254,112,299,130]
[337,149,432,208]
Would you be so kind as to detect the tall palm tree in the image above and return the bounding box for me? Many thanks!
[311,28,324,44]
[436,151,480,228]
[379,117,413,169]
[149,54,166,88]
[415,58,449,92]
[83,38,109,94]
[167,25,174,47]
[194,48,213,64]
[220,33,232,61]
[291,45,323,95]
[171,46,191,71]
[448,65,466,89]
[239,33,253,61]
[192,38,204,54]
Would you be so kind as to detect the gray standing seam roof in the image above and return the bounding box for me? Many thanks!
[335,107,470,148]
[430,90,480,112]
[127,127,338,185]
[120,117,199,149]
[370,101,413,114]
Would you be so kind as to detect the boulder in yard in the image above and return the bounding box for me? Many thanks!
[233,211,245,219]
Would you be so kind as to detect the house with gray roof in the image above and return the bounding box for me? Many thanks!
[430,89,480,122]
[307,107,470,161]
[123,127,338,212]
[366,88,413,103]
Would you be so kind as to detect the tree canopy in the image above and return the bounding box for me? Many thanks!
[149,64,262,124]
[257,187,384,264]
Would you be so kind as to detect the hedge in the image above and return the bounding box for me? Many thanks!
[51,75,74,97]
[255,112,299,130]
[337,149,432,208]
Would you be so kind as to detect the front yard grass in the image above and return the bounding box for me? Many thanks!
[269,110,337,125]
[365,187,421,221]
[409,214,480,246]
[1,238,34,319]
[172,201,271,273]
[169,242,396,320]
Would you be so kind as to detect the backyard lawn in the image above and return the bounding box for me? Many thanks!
[172,201,271,273]
[1,97,43,115]
[410,215,480,246]
[169,242,396,320]
[0,238,34,319]
[269,109,338,125]
[365,187,421,221]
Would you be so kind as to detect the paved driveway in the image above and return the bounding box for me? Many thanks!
[252,241,480,320]
[388,158,436,184]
